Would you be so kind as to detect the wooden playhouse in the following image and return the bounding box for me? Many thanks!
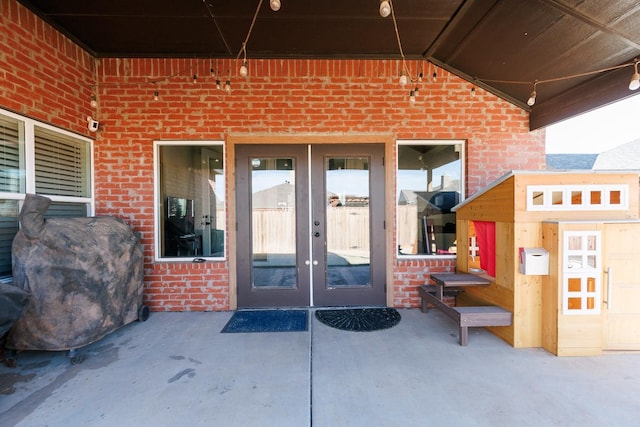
[453,170,640,356]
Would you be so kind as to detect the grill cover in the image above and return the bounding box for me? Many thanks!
[7,194,144,351]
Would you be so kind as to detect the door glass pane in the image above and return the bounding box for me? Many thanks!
[251,157,296,288]
[325,157,370,288]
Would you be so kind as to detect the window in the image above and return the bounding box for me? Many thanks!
[0,109,94,278]
[562,231,601,315]
[396,141,464,256]
[155,142,225,260]
[527,184,628,211]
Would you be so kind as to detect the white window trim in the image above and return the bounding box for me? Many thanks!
[396,139,465,259]
[0,107,95,214]
[527,184,629,212]
[562,230,602,315]
[153,140,225,262]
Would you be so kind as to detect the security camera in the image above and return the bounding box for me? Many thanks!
[87,116,99,132]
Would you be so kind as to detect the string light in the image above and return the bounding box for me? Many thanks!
[240,60,248,77]
[193,74,198,84]
[527,82,537,106]
[239,44,249,78]
[629,60,640,90]
[224,80,231,93]
[379,0,391,18]
[409,89,416,104]
[399,71,408,86]
[270,0,281,11]
[215,78,221,90]
[471,86,476,96]
[153,89,159,101]
[90,95,97,108]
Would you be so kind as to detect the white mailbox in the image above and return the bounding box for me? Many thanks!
[519,247,549,275]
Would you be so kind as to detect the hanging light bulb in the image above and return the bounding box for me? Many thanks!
[629,61,640,91]
[432,70,437,82]
[239,61,248,78]
[409,90,416,104]
[399,71,408,86]
[216,78,221,90]
[224,80,231,93]
[379,0,391,18]
[270,0,281,11]
[471,86,476,96]
[90,95,97,108]
[193,74,198,84]
[153,89,159,101]
[210,68,215,77]
[527,82,538,106]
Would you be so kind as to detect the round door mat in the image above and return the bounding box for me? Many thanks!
[315,308,401,332]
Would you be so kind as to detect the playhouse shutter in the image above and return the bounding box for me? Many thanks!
[34,127,90,197]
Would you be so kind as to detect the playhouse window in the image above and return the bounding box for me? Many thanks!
[155,142,225,260]
[396,141,464,257]
[0,109,94,278]
[562,231,601,315]
[527,184,628,211]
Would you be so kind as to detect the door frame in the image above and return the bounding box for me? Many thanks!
[227,134,395,310]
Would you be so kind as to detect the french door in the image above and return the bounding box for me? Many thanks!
[235,144,386,308]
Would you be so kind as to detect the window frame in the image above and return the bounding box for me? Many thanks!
[396,139,465,259]
[0,107,94,209]
[153,140,226,262]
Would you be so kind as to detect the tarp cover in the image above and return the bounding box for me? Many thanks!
[7,194,144,351]
[0,283,29,337]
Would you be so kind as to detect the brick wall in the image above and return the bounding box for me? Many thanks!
[0,0,94,135]
[1,2,546,311]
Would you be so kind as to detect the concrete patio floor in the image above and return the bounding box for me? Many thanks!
[1,308,639,426]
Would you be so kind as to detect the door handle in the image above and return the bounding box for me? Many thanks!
[605,267,613,309]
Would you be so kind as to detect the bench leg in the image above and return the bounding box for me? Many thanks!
[421,297,430,313]
[459,325,468,346]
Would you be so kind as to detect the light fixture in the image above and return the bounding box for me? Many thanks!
[629,60,640,91]
[210,68,215,77]
[409,90,416,104]
[471,86,476,96]
[270,0,281,11]
[527,81,538,106]
[193,74,198,84]
[432,69,437,82]
[224,80,231,93]
[90,95,97,108]
[153,89,159,101]
[216,78,221,90]
[399,71,408,86]
[379,0,391,18]
[240,60,248,78]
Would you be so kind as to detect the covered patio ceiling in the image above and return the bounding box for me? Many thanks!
[17,0,640,130]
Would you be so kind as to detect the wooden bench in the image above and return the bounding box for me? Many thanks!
[419,285,512,346]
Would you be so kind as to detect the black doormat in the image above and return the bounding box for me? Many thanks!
[221,309,308,333]
[315,308,401,332]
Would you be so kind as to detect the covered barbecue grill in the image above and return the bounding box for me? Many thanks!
[5,194,147,362]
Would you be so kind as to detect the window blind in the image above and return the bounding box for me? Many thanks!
[0,116,23,193]
[35,126,89,197]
